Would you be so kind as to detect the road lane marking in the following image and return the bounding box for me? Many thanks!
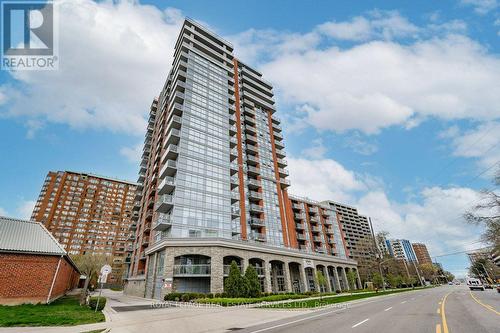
[352,318,369,328]
[436,323,441,333]
[440,292,451,333]
[469,291,500,316]
[384,307,392,311]
[401,301,407,304]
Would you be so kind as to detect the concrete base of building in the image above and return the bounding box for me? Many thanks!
[125,238,362,300]
[124,276,147,298]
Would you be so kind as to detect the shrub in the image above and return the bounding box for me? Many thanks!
[244,265,261,298]
[224,261,245,298]
[88,297,106,311]
[164,292,206,302]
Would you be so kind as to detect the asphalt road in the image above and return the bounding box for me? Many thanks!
[237,285,500,333]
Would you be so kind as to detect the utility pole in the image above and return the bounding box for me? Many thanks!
[411,260,424,286]
[369,218,386,291]
[478,263,492,282]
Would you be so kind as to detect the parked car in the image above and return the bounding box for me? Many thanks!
[484,284,493,289]
[466,278,485,291]
[496,285,500,293]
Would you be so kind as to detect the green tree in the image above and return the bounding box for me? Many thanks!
[71,253,109,305]
[386,273,397,288]
[372,272,384,291]
[346,270,358,293]
[244,265,261,298]
[224,261,245,297]
[316,271,328,294]
[395,275,404,288]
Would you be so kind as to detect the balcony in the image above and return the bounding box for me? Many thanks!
[162,144,179,164]
[292,203,302,210]
[248,178,261,189]
[229,114,236,124]
[273,122,282,132]
[311,226,321,233]
[274,131,283,140]
[249,217,265,227]
[245,134,258,144]
[230,137,238,147]
[246,144,258,154]
[295,223,305,230]
[280,178,291,188]
[243,106,255,116]
[250,233,266,242]
[296,234,306,241]
[294,212,305,220]
[168,114,182,130]
[164,128,181,147]
[153,214,172,231]
[231,206,240,217]
[244,115,256,125]
[127,234,136,241]
[309,206,319,215]
[129,222,137,231]
[247,154,259,165]
[275,140,284,149]
[313,236,323,242]
[229,125,237,135]
[158,176,175,195]
[230,162,239,175]
[244,124,257,135]
[247,166,260,176]
[325,228,334,235]
[315,248,326,254]
[173,264,211,276]
[160,159,177,179]
[230,176,239,189]
[155,194,174,213]
[231,190,240,203]
[248,191,262,200]
[249,204,264,213]
[276,149,286,158]
[278,168,289,177]
[171,102,184,117]
[323,210,333,216]
[309,216,319,223]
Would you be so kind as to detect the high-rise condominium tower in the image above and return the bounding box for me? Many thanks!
[125,19,358,299]
[31,171,137,284]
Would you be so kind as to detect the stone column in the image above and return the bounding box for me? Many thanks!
[332,267,341,292]
[324,267,332,292]
[283,262,293,292]
[299,265,308,292]
[163,252,174,295]
[356,269,362,289]
[210,249,224,294]
[264,260,272,293]
[342,267,350,291]
[312,266,319,292]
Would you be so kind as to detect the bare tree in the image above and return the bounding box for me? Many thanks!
[71,253,110,305]
[464,168,500,251]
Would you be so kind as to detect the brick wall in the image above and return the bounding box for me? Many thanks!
[0,252,79,305]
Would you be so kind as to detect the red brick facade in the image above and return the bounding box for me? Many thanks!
[0,253,80,305]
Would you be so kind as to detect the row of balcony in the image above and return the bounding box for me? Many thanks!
[172,264,265,277]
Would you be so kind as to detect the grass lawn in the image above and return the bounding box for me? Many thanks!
[0,296,106,327]
[261,288,422,308]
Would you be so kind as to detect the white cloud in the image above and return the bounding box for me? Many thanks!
[17,200,36,220]
[318,11,419,41]
[120,142,143,163]
[0,207,7,216]
[1,0,184,136]
[461,0,498,14]
[442,122,500,172]
[344,133,378,155]
[261,34,500,134]
[287,157,367,203]
[301,138,327,159]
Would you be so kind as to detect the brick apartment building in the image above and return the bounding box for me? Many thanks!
[412,242,432,265]
[125,19,360,299]
[31,171,137,285]
[0,217,80,305]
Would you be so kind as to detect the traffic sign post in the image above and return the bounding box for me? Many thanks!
[95,265,112,312]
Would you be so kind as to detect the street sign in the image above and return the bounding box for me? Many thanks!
[100,264,112,275]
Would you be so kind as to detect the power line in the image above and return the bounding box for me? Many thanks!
[432,246,491,259]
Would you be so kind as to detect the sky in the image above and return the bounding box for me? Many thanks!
[1,0,499,278]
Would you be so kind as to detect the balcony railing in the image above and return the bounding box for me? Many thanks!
[223,265,243,275]
[153,214,172,231]
[173,264,211,276]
